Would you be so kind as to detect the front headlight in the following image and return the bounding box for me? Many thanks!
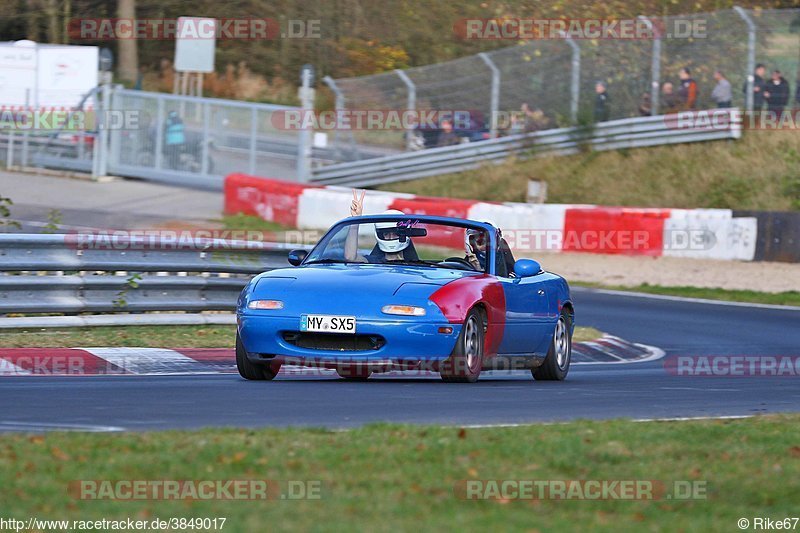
[381,305,426,316]
[248,299,284,310]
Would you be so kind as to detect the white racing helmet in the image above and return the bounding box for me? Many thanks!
[374,209,410,253]
[465,220,499,254]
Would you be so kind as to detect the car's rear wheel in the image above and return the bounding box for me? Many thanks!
[532,309,572,381]
[440,308,484,383]
[236,333,280,380]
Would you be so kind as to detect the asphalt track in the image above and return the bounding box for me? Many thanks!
[1,286,799,432]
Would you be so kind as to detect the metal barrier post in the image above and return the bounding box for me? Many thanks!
[734,6,757,112]
[639,16,661,116]
[478,53,500,138]
[395,69,416,150]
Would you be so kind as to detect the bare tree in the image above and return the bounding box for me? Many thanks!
[117,0,138,83]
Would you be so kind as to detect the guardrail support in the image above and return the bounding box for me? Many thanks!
[734,6,757,112]
[478,53,501,138]
[638,16,661,116]
[395,69,417,150]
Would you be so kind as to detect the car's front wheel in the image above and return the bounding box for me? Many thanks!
[532,309,572,381]
[236,333,280,380]
[440,308,484,383]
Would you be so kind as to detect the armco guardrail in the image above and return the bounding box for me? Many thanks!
[310,109,742,187]
[0,234,298,315]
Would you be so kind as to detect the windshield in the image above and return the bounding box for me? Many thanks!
[304,218,491,273]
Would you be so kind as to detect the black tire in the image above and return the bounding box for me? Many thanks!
[532,309,572,381]
[440,308,484,383]
[236,333,280,380]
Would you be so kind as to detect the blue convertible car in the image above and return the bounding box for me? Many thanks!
[236,214,574,383]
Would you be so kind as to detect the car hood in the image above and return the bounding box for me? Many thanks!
[252,263,479,300]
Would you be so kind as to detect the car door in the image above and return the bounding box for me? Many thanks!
[496,275,551,355]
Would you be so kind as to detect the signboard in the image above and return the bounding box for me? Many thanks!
[0,42,98,109]
[174,17,216,73]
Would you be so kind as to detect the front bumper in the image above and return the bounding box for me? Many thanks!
[238,313,462,366]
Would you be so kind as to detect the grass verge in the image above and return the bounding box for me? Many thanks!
[577,283,800,307]
[0,325,602,348]
[378,132,800,211]
[1,415,798,530]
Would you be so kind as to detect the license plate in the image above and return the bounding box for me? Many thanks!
[300,314,356,333]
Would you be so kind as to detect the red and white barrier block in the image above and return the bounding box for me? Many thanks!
[224,174,757,261]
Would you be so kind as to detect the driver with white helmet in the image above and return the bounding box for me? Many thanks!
[464,221,516,277]
[343,190,418,263]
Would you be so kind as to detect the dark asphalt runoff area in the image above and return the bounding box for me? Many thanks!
[2,286,799,431]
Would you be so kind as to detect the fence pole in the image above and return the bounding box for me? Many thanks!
[639,16,661,116]
[249,107,257,175]
[154,95,164,171]
[478,53,501,138]
[323,75,345,161]
[200,101,210,175]
[734,6,756,112]
[395,69,416,150]
[98,80,111,176]
[296,65,315,182]
[6,131,13,169]
[560,33,580,124]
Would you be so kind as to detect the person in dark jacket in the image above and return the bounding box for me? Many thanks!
[743,64,767,110]
[594,82,610,122]
[660,82,680,114]
[436,119,460,147]
[764,70,790,119]
[678,68,698,110]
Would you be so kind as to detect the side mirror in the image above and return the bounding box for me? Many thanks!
[288,249,308,266]
[513,258,542,278]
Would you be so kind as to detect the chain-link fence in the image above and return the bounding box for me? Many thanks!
[108,89,302,188]
[323,8,800,158]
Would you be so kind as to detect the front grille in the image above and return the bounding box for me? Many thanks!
[282,331,386,351]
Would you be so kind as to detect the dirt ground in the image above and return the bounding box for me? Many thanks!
[524,252,800,293]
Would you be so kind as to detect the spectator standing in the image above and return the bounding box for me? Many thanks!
[678,68,698,110]
[660,82,680,114]
[436,119,460,147]
[594,82,610,122]
[764,70,790,118]
[164,110,186,169]
[711,70,732,108]
[743,63,767,110]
